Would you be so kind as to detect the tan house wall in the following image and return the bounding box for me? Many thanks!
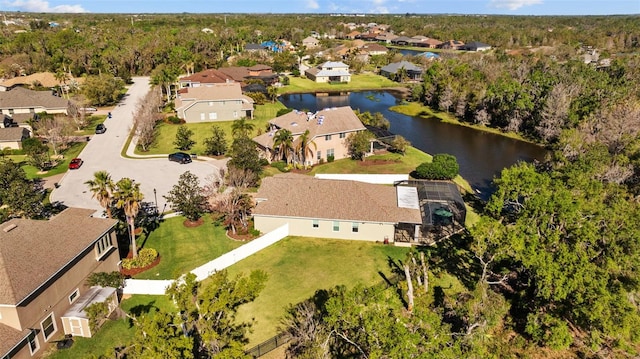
[311,132,352,163]
[0,140,22,150]
[0,107,66,115]
[254,216,396,242]
[181,100,244,123]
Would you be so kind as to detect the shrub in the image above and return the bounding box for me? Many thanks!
[270,161,289,172]
[121,248,158,270]
[167,116,182,124]
[87,271,125,288]
[327,155,335,163]
[414,154,459,180]
[259,158,270,166]
[281,76,291,85]
[85,302,109,332]
[276,108,294,117]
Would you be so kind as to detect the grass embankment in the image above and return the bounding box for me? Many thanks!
[6,141,87,179]
[134,216,244,279]
[390,102,532,142]
[134,102,286,156]
[44,295,174,359]
[280,73,402,94]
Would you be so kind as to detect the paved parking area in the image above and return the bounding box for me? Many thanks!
[50,77,225,214]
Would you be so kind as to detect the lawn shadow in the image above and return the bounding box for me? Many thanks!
[417,234,480,290]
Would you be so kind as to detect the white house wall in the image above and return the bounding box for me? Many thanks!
[254,216,396,242]
[183,100,243,123]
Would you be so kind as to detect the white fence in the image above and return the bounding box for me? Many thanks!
[123,224,290,295]
[314,173,408,184]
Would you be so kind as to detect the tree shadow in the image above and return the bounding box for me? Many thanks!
[418,234,481,290]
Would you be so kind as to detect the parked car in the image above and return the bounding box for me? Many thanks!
[79,107,97,112]
[168,152,192,164]
[95,124,107,134]
[68,158,83,169]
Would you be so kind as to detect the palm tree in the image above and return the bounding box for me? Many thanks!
[85,170,114,218]
[113,178,144,258]
[231,117,255,139]
[295,129,317,166]
[54,70,69,99]
[273,128,294,164]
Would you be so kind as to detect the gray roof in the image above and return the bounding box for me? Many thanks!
[0,127,28,142]
[62,286,116,319]
[0,87,69,110]
[380,61,423,74]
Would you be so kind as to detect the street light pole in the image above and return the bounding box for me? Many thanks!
[153,188,158,214]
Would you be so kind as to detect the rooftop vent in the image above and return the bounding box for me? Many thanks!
[3,224,17,232]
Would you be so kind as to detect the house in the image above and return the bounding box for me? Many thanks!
[463,41,492,52]
[345,30,361,39]
[253,174,423,242]
[302,36,320,49]
[253,106,366,164]
[174,82,255,123]
[0,87,70,117]
[360,43,388,56]
[244,43,267,52]
[0,127,30,150]
[380,61,423,81]
[217,65,279,87]
[437,40,465,50]
[178,69,234,89]
[0,208,119,359]
[375,33,398,43]
[390,36,413,46]
[305,61,351,83]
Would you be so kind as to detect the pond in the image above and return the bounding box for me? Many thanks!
[279,91,548,200]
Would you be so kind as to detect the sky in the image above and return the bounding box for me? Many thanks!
[1,0,639,15]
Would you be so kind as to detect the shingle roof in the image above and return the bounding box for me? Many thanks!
[0,71,84,89]
[0,324,29,357]
[253,106,365,149]
[217,67,250,82]
[0,208,118,305]
[254,174,422,224]
[380,61,423,74]
[179,69,234,85]
[177,82,243,102]
[0,127,28,142]
[0,87,69,110]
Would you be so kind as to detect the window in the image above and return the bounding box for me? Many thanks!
[208,101,214,106]
[41,313,56,341]
[208,112,217,120]
[339,132,346,139]
[200,113,205,120]
[333,221,340,232]
[317,151,321,161]
[28,331,39,355]
[96,233,114,259]
[312,220,319,229]
[352,223,359,233]
[327,148,335,158]
[233,111,238,118]
[68,289,79,304]
[325,134,332,141]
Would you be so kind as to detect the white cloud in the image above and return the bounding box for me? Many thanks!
[489,0,543,10]
[6,0,87,13]
[371,6,390,14]
[306,0,320,10]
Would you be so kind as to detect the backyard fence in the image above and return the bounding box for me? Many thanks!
[245,333,291,358]
[314,173,408,184]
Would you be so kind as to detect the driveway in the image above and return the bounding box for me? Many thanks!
[50,77,225,214]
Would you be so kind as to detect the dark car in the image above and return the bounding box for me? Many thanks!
[68,158,83,170]
[95,124,107,134]
[168,152,192,164]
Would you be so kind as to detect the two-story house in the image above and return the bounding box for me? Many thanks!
[305,61,351,83]
[174,82,255,123]
[253,106,366,165]
[0,208,119,359]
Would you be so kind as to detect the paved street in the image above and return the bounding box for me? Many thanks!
[50,77,226,214]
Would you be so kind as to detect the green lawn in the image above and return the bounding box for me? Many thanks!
[134,102,286,156]
[73,114,108,136]
[226,236,410,345]
[310,146,431,175]
[44,295,173,359]
[281,73,402,94]
[134,215,245,279]
[5,142,87,179]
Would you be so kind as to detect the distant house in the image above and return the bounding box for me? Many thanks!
[380,61,423,81]
[417,52,440,60]
[253,106,366,165]
[178,69,234,89]
[302,36,320,49]
[463,41,492,52]
[0,208,119,359]
[217,65,279,87]
[253,174,423,242]
[305,61,351,83]
[390,36,413,46]
[375,33,398,43]
[244,43,267,52]
[345,30,361,39]
[437,40,465,50]
[0,72,73,92]
[360,43,388,56]
[0,127,30,150]
[0,87,70,116]
[174,82,254,123]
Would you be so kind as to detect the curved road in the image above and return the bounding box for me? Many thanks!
[50,77,225,214]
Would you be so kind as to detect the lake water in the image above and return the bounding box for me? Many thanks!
[279,91,548,199]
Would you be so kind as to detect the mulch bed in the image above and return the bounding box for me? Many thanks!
[183,217,204,228]
[226,230,258,241]
[358,159,399,166]
[119,252,161,277]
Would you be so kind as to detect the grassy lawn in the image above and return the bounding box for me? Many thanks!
[310,146,430,175]
[5,142,87,179]
[44,295,174,359]
[134,215,245,279]
[134,102,286,156]
[281,73,402,94]
[73,114,107,136]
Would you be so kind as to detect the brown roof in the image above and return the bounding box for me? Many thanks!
[253,106,365,149]
[179,69,234,85]
[0,208,118,305]
[0,71,83,89]
[254,174,422,224]
[0,127,28,142]
[0,324,29,357]
[217,67,250,82]
[0,87,69,110]
[361,43,388,53]
[177,82,243,101]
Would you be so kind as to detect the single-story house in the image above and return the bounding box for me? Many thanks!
[174,82,255,122]
[375,33,398,43]
[345,30,361,39]
[253,174,423,242]
[302,36,320,48]
[0,127,30,150]
[360,43,388,56]
[178,69,234,89]
[463,41,492,52]
[217,65,279,87]
[0,87,70,117]
[0,208,119,359]
[245,43,267,52]
[390,36,413,46]
[305,61,351,83]
[0,72,84,92]
[437,40,465,50]
[380,61,423,81]
[253,106,366,165]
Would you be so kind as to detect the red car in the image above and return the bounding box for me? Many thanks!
[68,158,83,170]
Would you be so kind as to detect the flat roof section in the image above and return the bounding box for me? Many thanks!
[397,186,420,210]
